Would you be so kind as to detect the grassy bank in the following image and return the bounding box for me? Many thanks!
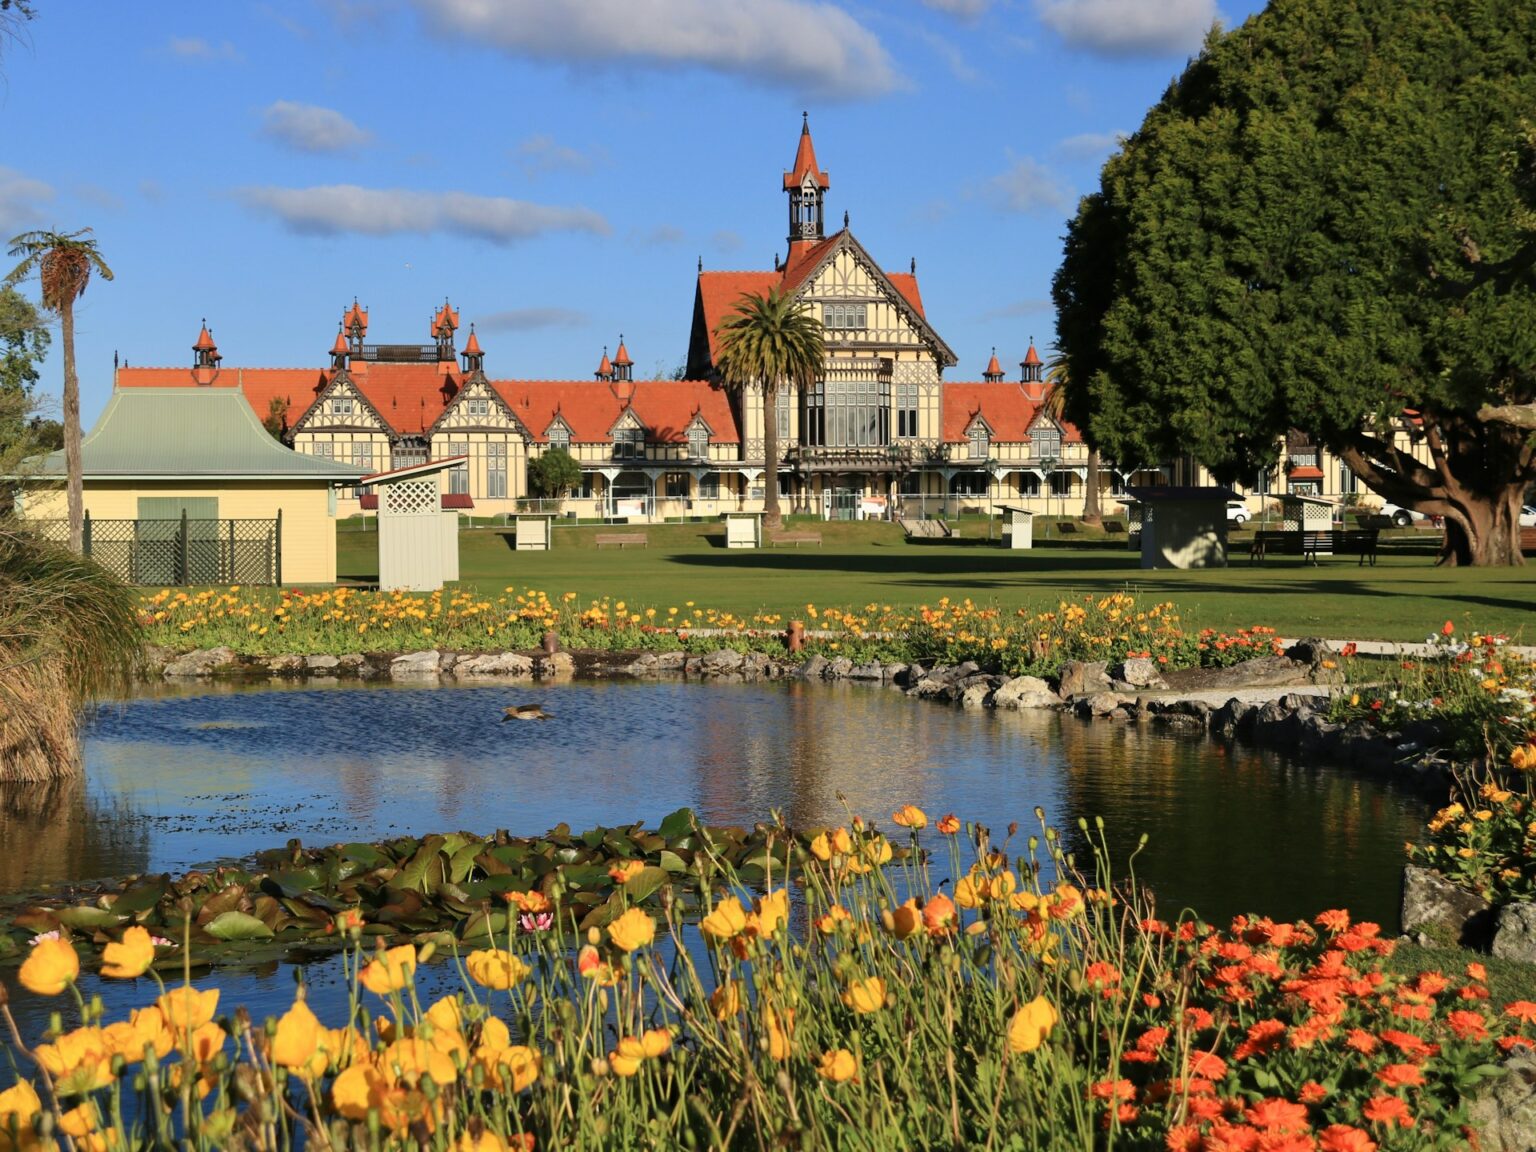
[329,520,1529,643]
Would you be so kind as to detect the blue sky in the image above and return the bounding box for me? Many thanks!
[1,0,1266,424]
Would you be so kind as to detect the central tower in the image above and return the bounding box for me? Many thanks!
[784,112,830,252]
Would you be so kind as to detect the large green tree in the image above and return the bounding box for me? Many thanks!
[712,287,825,531]
[1054,0,1536,566]
[526,447,581,501]
[5,229,113,552]
[0,285,50,470]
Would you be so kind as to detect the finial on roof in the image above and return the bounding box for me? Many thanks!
[843,210,849,228]
[774,253,781,271]
[802,111,809,131]
[911,257,916,275]
[698,255,703,273]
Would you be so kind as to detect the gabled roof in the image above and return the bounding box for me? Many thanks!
[30,388,364,480]
[491,380,739,445]
[115,367,332,433]
[940,382,1084,445]
[347,362,460,435]
[691,229,948,372]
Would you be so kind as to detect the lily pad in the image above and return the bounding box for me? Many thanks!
[203,911,275,941]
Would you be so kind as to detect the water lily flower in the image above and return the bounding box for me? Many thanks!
[100,925,156,980]
[519,912,554,933]
[19,936,79,996]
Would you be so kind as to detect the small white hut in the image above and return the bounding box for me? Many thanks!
[360,457,466,591]
[998,506,1034,550]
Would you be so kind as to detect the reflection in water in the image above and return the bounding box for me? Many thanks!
[0,677,1431,1050]
[7,677,1425,926]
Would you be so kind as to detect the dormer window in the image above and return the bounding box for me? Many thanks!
[613,426,645,459]
[547,426,571,452]
[968,424,990,461]
[1030,420,1061,459]
[688,425,709,459]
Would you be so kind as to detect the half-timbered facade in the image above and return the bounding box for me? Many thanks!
[109,116,1413,525]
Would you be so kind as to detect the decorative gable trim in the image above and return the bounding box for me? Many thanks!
[787,232,958,367]
[608,408,649,441]
[428,374,531,440]
[291,370,394,437]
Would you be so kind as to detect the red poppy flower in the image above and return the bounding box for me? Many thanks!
[1362,1095,1414,1128]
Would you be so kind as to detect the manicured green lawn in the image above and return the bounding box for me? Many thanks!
[334,519,1533,642]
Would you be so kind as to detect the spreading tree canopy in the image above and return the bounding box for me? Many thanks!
[526,447,582,501]
[1053,0,1536,565]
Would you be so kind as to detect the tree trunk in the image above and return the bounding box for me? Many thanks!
[62,301,83,553]
[761,380,782,532]
[1437,487,1525,566]
[1080,446,1103,527]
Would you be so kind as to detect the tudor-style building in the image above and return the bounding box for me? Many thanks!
[107,116,1407,525]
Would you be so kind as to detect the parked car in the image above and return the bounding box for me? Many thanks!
[1378,502,1440,528]
[1521,504,1536,528]
[1226,501,1251,525]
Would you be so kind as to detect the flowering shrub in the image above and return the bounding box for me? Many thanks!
[138,587,1272,680]
[0,809,1515,1150]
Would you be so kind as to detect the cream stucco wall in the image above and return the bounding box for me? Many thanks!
[21,479,341,584]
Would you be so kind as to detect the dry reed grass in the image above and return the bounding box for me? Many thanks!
[0,523,140,782]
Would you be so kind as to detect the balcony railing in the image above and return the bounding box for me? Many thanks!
[359,344,445,363]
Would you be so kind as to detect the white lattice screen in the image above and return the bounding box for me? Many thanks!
[383,477,438,515]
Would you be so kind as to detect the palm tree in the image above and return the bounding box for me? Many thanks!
[713,287,824,532]
[1044,349,1102,527]
[5,229,114,552]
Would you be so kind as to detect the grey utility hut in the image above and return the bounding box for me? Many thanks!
[361,457,466,592]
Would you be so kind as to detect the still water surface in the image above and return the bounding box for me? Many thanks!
[1,677,1426,1040]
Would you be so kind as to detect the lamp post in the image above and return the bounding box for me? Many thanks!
[1041,455,1060,524]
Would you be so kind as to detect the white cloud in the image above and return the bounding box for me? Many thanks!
[168,36,242,61]
[1034,0,1217,56]
[515,135,602,177]
[1053,130,1126,162]
[984,299,1054,321]
[477,307,587,332]
[982,156,1072,215]
[239,185,610,244]
[411,0,902,99]
[261,101,372,153]
[0,167,54,233]
[921,0,989,18]
[637,225,686,247]
[711,229,743,253]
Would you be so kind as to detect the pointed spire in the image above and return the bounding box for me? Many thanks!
[613,335,632,367]
[595,346,613,381]
[463,325,482,356]
[331,327,349,356]
[983,347,1003,382]
[784,112,830,191]
[1021,338,1043,384]
[193,319,217,353]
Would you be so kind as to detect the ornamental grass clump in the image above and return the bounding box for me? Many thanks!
[0,808,1517,1150]
[0,525,140,782]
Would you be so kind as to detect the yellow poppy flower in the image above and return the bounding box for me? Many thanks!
[607,908,656,953]
[700,896,749,942]
[1007,995,1058,1054]
[270,999,323,1072]
[466,949,530,991]
[754,890,789,937]
[842,977,887,1015]
[157,985,221,1033]
[100,926,156,980]
[19,937,79,996]
[817,1048,858,1083]
[360,944,418,995]
[891,805,928,830]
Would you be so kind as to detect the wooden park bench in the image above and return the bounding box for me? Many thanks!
[594,532,648,549]
[1522,527,1536,555]
[770,532,822,548]
[1251,528,1378,566]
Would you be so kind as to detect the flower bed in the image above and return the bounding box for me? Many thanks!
[0,809,1522,1150]
[138,587,1276,680]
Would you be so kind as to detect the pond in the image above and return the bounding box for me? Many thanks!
[1,677,1426,1042]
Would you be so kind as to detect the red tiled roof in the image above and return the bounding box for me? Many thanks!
[1022,342,1042,368]
[343,301,368,334]
[695,271,781,362]
[613,339,632,367]
[595,350,613,377]
[886,272,925,318]
[347,362,460,435]
[432,301,459,338]
[940,382,1083,445]
[1288,465,1324,480]
[780,234,842,294]
[193,324,217,353]
[491,380,739,445]
[331,330,349,356]
[462,328,482,356]
[984,350,1003,378]
[783,117,830,191]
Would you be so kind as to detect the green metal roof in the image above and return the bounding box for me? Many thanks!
[32,388,365,481]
